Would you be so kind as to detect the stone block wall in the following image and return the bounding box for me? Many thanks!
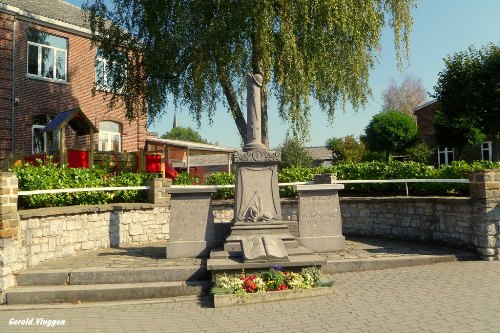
[211,197,476,250]
[16,204,169,268]
[340,197,474,248]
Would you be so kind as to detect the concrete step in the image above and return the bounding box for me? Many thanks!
[16,265,209,286]
[323,254,467,274]
[6,280,211,305]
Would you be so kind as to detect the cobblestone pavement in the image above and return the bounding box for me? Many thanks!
[19,237,473,271]
[1,260,499,333]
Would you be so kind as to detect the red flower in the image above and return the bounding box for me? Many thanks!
[278,284,288,291]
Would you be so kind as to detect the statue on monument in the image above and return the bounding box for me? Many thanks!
[244,73,266,151]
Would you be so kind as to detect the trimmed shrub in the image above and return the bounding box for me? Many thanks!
[205,172,235,199]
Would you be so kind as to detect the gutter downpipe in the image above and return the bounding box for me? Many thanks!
[11,16,16,154]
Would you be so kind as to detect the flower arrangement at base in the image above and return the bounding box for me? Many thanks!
[212,266,334,296]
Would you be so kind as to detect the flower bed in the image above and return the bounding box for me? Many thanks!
[211,266,335,307]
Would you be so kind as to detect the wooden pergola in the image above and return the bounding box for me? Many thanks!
[43,108,98,167]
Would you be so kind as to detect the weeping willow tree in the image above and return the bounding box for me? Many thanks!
[84,0,416,146]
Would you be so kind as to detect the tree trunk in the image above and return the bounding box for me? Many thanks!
[216,64,247,145]
[261,87,269,148]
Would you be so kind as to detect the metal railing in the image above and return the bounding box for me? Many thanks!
[17,179,470,197]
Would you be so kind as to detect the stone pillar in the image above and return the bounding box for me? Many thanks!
[470,169,500,261]
[0,172,21,303]
[166,187,217,258]
[146,177,172,205]
[0,172,19,239]
[294,174,345,252]
[244,73,266,151]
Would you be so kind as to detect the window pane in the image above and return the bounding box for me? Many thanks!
[439,152,445,165]
[28,29,67,50]
[96,59,105,85]
[28,44,39,75]
[33,127,44,153]
[41,47,54,78]
[100,121,120,132]
[55,50,66,80]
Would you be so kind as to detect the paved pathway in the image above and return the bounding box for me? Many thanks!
[16,238,472,271]
[1,260,499,332]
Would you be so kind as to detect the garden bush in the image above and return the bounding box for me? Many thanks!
[205,172,235,199]
[172,172,200,185]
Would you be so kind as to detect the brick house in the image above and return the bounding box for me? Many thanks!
[413,100,495,166]
[0,0,147,162]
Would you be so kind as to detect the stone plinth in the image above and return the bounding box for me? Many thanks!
[166,187,217,258]
[294,184,345,252]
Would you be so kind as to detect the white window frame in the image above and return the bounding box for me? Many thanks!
[481,141,492,161]
[27,40,67,82]
[438,147,454,167]
[98,121,122,152]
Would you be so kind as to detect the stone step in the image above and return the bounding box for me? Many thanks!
[323,254,464,274]
[16,265,209,286]
[6,280,210,305]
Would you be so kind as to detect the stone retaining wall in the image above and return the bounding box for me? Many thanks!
[17,204,169,268]
[212,197,476,250]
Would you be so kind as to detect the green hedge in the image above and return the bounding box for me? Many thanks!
[203,161,500,198]
[12,160,500,209]
[10,161,156,209]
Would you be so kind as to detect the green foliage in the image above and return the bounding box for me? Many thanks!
[172,172,200,185]
[365,110,418,161]
[161,126,210,144]
[205,172,235,199]
[326,135,366,163]
[279,138,314,169]
[278,166,323,197]
[405,142,434,164]
[84,0,415,143]
[433,44,500,155]
[10,160,154,209]
[260,269,286,291]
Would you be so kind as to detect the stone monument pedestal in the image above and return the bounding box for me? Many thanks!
[294,184,345,252]
[166,187,217,258]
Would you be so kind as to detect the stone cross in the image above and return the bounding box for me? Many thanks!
[244,73,266,151]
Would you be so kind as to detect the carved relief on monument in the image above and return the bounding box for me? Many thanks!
[233,149,281,163]
[235,167,281,222]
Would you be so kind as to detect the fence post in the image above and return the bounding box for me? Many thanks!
[0,172,21,303]
[470,169,500,261]
[146,177,172,205]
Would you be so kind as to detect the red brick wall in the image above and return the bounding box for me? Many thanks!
[414,101,440,145]
[0,14,147,160]
[0,13,14,160]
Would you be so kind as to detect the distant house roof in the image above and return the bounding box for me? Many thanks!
[0,0,89,32]
[43,108,98,135]
[413,99,439,115]
[305,146,333,161]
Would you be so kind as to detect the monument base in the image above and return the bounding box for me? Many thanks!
[298,236,345,252]
[166,241,213,259]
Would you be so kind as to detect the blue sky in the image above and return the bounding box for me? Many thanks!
[67,0,500,148]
